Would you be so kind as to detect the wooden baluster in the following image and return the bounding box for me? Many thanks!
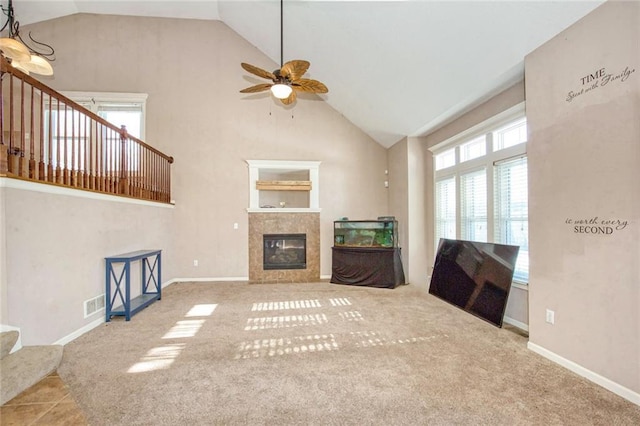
[119,125,128,196]
[83,115,89,188]
[88,115,94,189]
[71,107,76,186]
[77,111,83,187]
[38,91,44,180]
[144,148,149,199]
[0,70,6,174]
[162,156,166,202]
[104,125,109,193]
[109,127,114,193]
[18,79,25,177]
[104,125,109,192]
[29,85,35,179]
[47,96,53,182]
[55,99,62,183]
[100,123,105,192]
[132,142,137,197]
[154,153,158,200]
[95,122,100,191]
[150,152,155,200]
[63,103,69,185]
[8,74,14,174]
[137,144,141,197]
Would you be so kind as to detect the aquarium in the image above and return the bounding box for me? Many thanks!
[333,219,398,248]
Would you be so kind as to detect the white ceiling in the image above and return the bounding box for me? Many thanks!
[14,0,605,147]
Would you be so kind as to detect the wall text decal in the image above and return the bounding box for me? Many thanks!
[565,65,636,103]
[565,216,629,235]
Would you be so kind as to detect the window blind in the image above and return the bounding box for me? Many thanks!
[460,169,487,242]
[435,176,456,248]
[494,156,529,282]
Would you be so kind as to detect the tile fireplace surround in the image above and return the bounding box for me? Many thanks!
[248,212,320,283]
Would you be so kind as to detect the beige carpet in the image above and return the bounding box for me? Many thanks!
[58,281,640,425]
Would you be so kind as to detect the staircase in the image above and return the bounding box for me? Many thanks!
[0,329,63,405]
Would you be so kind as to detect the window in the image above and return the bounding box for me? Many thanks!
[435,147,455,170]
[460,169,487,242]
[494,156,529,282]
[494,118,526,151]
[460,136,486,162]
[62,92,147,139]
[432,106,529,284]
[435,176,456,241]
[44,92,147,173]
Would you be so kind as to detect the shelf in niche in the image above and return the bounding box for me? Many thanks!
[256,180,312,191]
[246,160,321,210]
[247,208,321,213]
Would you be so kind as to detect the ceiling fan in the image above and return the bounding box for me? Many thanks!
[240,0,328,105]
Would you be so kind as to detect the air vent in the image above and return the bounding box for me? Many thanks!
[84,294,105,318]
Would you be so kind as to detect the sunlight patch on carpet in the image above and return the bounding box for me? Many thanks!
[244,313,328,331]
[339,311,363,321]
[185,304,218,317]
[162,320,206,339]
[251,300,322,311]
[350,331,449,348]
[235,334,339,359]
[127,343,186,373]
[329,297,352,306]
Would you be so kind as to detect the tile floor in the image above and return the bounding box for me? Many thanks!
[0,372,87,426]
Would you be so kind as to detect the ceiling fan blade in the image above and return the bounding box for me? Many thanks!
[280,60,310,81]
[280,90,297,105]
[241,63,276,81]
[240,83,273,94]
[292,79,328,94]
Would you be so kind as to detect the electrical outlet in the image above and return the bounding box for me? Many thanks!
[545,309,555,324]
[193,259,198,267]
[233,222,239,229]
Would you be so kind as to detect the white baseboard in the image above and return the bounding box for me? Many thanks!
[503,316,529,332]
[53,317,104,346]
[527,342,640,406]
[164,277,248,287]
[55,278,246,346]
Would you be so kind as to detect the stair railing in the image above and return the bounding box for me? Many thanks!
[0,56,174,203]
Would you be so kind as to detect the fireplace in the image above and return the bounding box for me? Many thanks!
[263,234,306,270]
[249,213,319,283]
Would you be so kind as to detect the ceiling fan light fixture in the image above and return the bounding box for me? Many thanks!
[271,83,292,99]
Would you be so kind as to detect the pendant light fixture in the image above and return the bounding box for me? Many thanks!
[0,0,55,76]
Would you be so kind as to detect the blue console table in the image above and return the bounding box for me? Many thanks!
[105,249,162,321]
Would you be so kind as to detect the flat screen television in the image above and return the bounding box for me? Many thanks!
[429,238,519,327]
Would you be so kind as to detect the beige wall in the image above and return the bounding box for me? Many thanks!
[387,139,409,273]
[1,185,174,345]
[526,0,639,395]
[388,137,429,289]
[421,82,529,325]
[0,186,7,325]
[28,14,388,282]
[2,13,389,344]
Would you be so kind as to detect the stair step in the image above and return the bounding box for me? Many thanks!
[0,331,19,360]
[1,344,64,405]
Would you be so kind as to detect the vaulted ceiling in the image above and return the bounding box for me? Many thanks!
[14,0,605,147]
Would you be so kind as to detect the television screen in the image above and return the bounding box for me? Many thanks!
[429,239,520,327]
